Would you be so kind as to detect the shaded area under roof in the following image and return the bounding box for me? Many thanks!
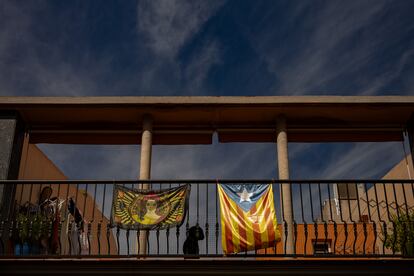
[1,96,413,144]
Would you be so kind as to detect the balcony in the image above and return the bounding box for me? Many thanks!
[1,179,413,275]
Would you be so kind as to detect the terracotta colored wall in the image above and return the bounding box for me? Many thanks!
[261,223,376,255]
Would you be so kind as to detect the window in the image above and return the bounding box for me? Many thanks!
[337,183,358,200]
[312,240,332,255]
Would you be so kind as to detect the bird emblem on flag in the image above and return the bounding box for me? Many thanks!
[218,184,280,254]
[111,184,190,230]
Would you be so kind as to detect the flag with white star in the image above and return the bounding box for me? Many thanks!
[218,184,280,254]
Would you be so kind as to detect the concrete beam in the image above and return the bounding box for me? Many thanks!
[2,96,413,144]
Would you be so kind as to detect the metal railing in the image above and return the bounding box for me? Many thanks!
[0,180,413,258]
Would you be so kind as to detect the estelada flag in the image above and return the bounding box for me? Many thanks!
[111,184,190,230]
[218,184,280,253]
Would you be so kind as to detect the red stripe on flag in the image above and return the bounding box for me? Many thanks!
[249,204,262,250]
[267,219,276,248]
[263,190,275,247]
[221,192,235,253]
[235,202,248,252]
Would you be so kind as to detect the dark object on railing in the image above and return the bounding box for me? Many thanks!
[183,225,204,256]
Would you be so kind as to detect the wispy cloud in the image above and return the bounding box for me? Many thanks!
[278,1,386,93]
[0,1,112,96]
[181,39,222,93]
[133,0,225,95]
[245,1,414,95]
[318,142,403,179]
[136,0,224,58]
[152,142,275,179]
[360,48,414,95]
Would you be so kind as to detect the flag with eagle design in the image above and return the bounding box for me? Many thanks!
[111,184,190,230]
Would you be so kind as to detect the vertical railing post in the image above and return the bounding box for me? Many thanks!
[138,114,153,255]
[276,115,294,255]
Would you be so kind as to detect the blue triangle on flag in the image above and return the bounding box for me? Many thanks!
[220,184,270,212]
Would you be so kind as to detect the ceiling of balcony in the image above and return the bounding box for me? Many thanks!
[1,96,413,144]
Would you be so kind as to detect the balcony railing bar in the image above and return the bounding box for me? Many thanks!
[2,179,414,184]
[1,180,413,258]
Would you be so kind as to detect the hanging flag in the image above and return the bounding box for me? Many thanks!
[218,184,280,254]
[111,184,190,230]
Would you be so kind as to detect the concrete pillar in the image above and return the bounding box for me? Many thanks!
[0,112,25,254]
[139,114,153,182]
[276,115,294,254]
[138,114,153,255]
[407,115,414,169]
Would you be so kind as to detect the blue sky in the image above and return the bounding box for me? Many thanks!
[1,0,413,180]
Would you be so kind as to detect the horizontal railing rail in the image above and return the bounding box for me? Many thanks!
[2,179,414,183]
[0,180,413,258]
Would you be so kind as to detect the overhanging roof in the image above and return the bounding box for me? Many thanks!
[1,96,413,144]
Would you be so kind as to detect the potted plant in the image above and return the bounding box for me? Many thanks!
[15,204,54,255]
[383,209,414,257]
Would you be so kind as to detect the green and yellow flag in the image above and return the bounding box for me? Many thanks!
[111,184,190,230]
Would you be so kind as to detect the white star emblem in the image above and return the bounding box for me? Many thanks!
[237,188,253,203]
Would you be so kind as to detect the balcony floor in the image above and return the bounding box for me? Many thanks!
[1,258,413,275]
